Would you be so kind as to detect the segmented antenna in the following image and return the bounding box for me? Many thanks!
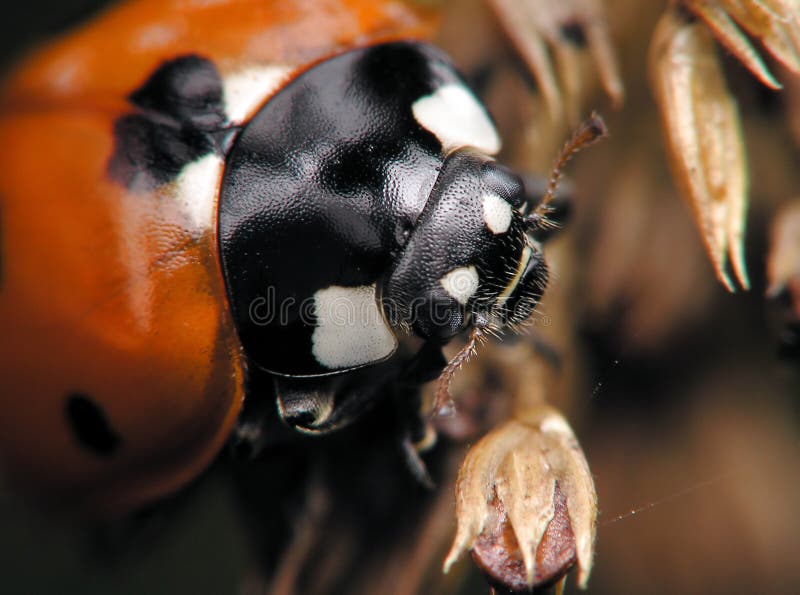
[432,327,483,418]
[432,113,608,418]
[528,112,608,227]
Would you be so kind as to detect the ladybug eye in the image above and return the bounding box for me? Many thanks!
[482,161,525,208]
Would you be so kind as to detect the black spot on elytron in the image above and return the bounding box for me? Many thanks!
[129,55,227,129]
[560,22,588,48]
[108,55,234,190]
[65,393,121,456]
[356,42,439,101]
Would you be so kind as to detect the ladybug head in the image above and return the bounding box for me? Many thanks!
[383,148,549,343]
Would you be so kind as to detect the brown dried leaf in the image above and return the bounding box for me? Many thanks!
[684,0,783,88]
[649,6,750,291]
[488,0,624,122]
[687,0,800,77]
[443,406,596,589]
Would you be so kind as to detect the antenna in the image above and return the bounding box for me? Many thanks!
[432,113,609,417]
[526,112,608,230]
[432,326,483,418]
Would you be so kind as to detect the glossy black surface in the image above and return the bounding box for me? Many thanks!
[108,55,234,190]
[270,342,443,434]
[384,149,527,340]
[219,42,469,376]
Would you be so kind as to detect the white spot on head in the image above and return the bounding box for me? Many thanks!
[412,84,501,155]
[175,153,224,230]
[440,266,479,305]
[482,192,513,234]
[223,65,293,124]
[311,285,397,370]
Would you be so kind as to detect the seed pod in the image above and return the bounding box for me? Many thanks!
[443,406,596,590]
[650,5,749,291]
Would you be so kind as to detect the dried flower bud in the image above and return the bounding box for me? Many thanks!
[470,482,576,593]
[649,5,749,291]
[443,406,596,591]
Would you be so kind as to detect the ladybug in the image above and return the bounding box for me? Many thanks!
[0,0,554,516]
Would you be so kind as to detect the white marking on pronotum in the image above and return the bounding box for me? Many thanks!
[482,192,513,234]
[175,153,224,230]
[311,284,398,370]
[440,266,479,305]
[412,83,501,155]
[222,65,293,124]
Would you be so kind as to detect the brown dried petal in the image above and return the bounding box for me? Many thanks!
[489,0,624,121]
[471,483,576,593]
[649,6,750,291]
[443,407,596,590]
[684,0,782,89]
[707,0,800,75]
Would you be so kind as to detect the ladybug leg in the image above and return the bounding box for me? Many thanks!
[273,355,414,436]
[397,390,437,490]
[401,341,448,385]
[274,376,338,431]
[394,343,448,488]
[229,368,297,462]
